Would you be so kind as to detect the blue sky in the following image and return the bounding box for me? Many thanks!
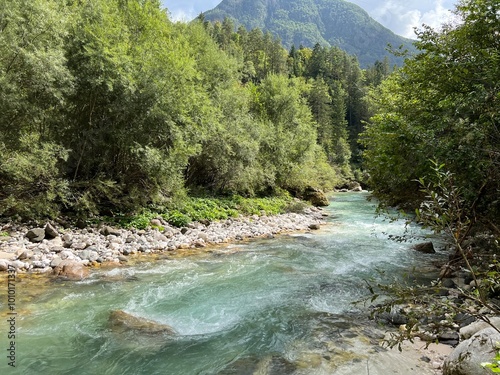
[161,0,458,39]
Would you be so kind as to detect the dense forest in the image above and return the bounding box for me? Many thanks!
[0,0,388,221]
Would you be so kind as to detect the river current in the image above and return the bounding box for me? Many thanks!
[2,192,444,374]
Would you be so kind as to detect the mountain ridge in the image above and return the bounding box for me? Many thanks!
[202,0,415,67]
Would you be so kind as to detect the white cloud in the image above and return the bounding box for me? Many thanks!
[162,0,222,22]
[371,1,422,38]
[168,8,196,22]
[348,0,457,38]
[418,0,456,32]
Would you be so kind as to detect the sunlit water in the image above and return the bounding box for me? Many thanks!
[1,193,445,374]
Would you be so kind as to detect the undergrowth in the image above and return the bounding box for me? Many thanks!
[111,195,298,229]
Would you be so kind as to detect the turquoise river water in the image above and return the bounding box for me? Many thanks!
[1,193,444,375]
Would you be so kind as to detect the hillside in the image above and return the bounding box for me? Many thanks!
[202,0,416,67]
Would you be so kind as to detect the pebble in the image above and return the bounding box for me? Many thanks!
[0,209,325,274]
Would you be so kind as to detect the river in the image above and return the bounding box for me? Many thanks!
[3,192,445,374]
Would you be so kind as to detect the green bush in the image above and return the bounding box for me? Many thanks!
[162,211,191,227]
[0,136,70,220]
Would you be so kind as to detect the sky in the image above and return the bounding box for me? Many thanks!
[161,0,458,39]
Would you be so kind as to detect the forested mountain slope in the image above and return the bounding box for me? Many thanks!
[202,0,415,66]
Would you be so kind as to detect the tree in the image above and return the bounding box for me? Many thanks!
[361,0,500,225]
[252,74,337,192]
[0,0,72,147]
[0,0,73,218]
[61,0,215,212]
[308,78,350,167]
[364,57,391,87]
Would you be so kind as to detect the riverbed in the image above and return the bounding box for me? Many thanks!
[0,193,447,374]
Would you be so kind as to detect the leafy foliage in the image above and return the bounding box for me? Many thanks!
[112,195,294,228]
[361,0,500,226]
[0,135,70,219]
[1,0,379,221]
[365,161,500,353]
[482,344,500,373]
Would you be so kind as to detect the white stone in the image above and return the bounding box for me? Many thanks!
[444,327,500,375]
[460,317,500,339]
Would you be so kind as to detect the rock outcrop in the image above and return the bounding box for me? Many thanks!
[304,188,329,207]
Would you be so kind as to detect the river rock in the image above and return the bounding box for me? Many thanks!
[198,232,209,242]
[71,242,88,250]
[308,223,321,230]
[349,182,363,192]
[44,223,59,239]
[0,259,10,271]
[0,205,327,274]
[0,251,16,260]
[460,317,500,339]
[17,249,32,260]
[194,239,206,248]
[53,260,89,280]
[438,331,460,346]
[78,249,99,262]
[150,219,162,227]
[10,260,26,269]
[101,226,121,236]
[26,228,46,243]
[108,310,176,335]
[443,327,500,375]
[49,236,64,248]
[377,306,409,326]
[50,257,63,268]
[60,250,75,260]
[412,242,436,254]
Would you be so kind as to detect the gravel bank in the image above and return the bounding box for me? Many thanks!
[0,207,327,278]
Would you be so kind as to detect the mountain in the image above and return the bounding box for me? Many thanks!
[202,0,416,67]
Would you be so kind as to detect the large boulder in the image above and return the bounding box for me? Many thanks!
[348,181,363,192]
[443,327,500,375]
[460,317,500,339]
[304,188,329,207]
[109,310,176,335]
[53,260,89,280]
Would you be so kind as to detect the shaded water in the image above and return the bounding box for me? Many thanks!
[1,193,444,374]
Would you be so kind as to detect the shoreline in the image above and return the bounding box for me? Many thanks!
[0,206,327,280]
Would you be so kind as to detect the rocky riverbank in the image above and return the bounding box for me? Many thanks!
[0,206,327,279]
[371,232,500,375]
